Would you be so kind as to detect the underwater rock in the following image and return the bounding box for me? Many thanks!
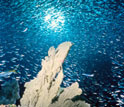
[0,72,20,104]
[20,42,90,107]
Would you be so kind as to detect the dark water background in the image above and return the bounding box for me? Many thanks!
[0,0,124,106]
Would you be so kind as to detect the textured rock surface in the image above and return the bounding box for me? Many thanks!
[20,42,90,107]
[0,72,20,104]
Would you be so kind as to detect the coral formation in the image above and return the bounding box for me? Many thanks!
[49,82,90,107]
[20,42,90,107]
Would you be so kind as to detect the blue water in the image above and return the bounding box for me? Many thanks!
[0,0,124,106]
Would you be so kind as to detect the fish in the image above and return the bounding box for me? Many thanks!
[82,73,94,77]
[8,69,17,74]
[22,28,28,32]
[6,64,20,74]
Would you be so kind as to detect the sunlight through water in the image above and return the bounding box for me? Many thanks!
[0,0,124,106]
[44,7,65,32]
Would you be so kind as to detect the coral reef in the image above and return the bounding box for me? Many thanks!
[20,42,90,107]
[0,72,20,104]
[49,82,90,107]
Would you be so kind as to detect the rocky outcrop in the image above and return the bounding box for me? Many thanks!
[20,42,90,107]
[0,72,20,104]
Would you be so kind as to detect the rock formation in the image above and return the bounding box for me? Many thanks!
[0,72,20,104]
[20,42,90,107]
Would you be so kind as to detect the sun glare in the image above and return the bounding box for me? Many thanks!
[45,14,51,22]
[44,8,65,32]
